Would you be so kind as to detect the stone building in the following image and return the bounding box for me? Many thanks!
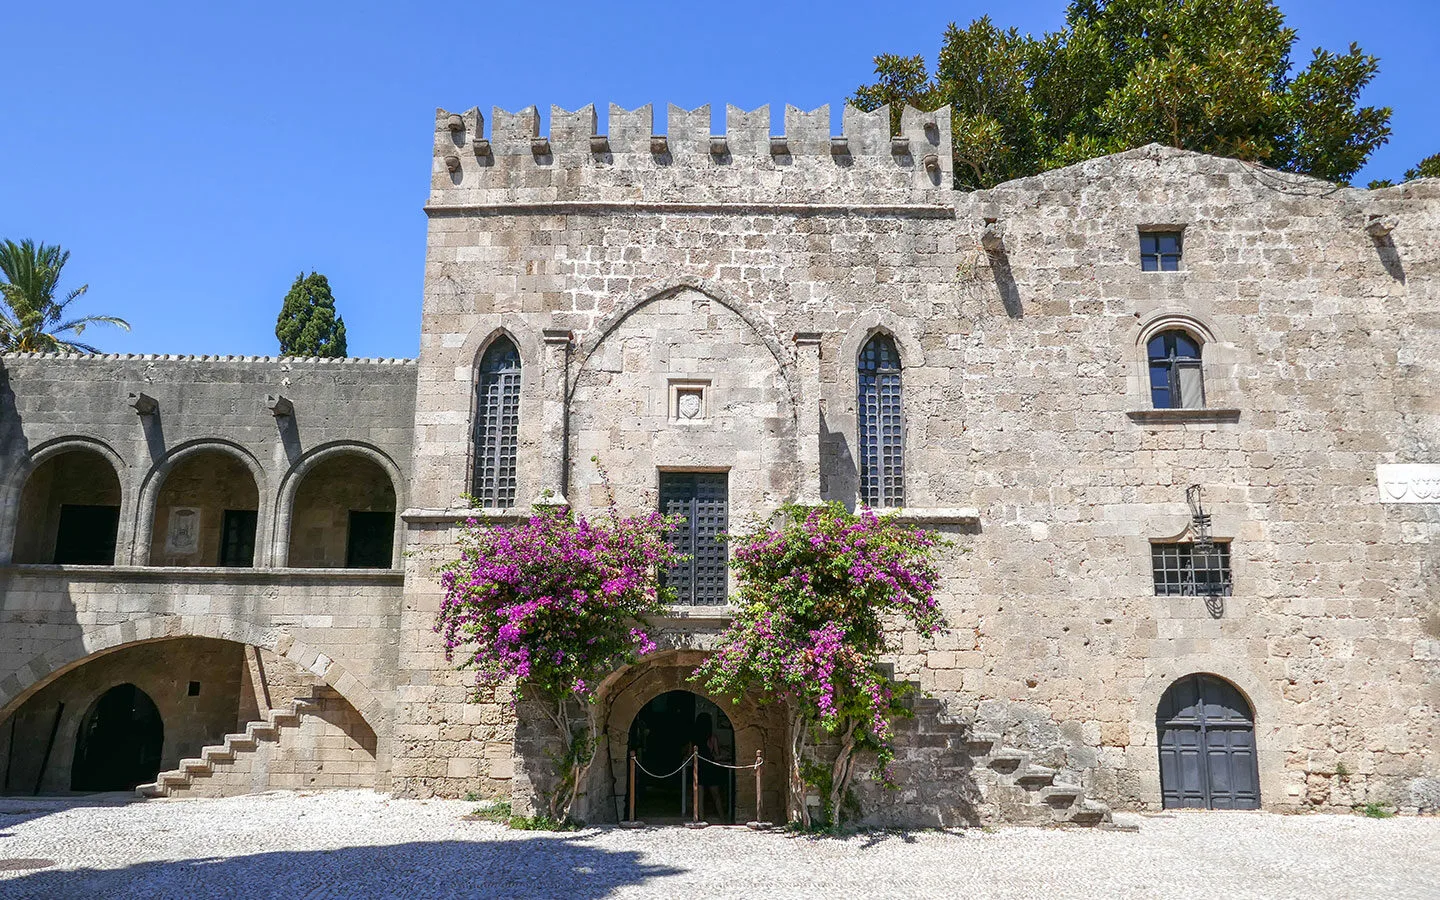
[0,102,1435,826]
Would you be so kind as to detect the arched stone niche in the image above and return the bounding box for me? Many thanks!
[574,650,790,824]
[566,287,797,518]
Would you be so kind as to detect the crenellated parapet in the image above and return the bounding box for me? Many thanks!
[428,103,953,210]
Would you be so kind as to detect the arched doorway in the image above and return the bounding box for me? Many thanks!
[627,690,737,823]
[71,683,164,791]
[1157,673,1260,809]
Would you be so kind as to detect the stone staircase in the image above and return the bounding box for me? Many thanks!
[891,695,1112,828]
[136,695,317,799]
[963,730,1111,827]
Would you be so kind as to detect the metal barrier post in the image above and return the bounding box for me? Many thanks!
[692,752,700,822]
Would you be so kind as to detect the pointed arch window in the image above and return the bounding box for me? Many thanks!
[858,333,904,508]
[472,337,521,507]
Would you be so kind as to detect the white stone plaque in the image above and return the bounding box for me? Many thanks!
[1376,464,1440,503]
[165,507,202,554]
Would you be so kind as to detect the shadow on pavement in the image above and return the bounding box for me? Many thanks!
[0,791,144,834]
[0,836,686,899]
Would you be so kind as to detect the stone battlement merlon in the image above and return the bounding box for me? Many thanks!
[428,103,953,210]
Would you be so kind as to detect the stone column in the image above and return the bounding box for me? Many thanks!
[793,332,824,505]
[540,328,573,506]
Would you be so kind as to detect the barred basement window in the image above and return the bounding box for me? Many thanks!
[1141,231,1183,271]
[858,334,904,507]
[472,337,521,507]
[1147,330,1205,409]
[659,472,728,605]
[1152,542,1232,596]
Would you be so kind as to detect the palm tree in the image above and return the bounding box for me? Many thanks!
[0,239,129,353]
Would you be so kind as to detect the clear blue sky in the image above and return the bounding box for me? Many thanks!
[2,1,1435,359]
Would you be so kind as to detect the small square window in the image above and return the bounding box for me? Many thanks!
[187,681,201,697]
[1151,542,1231,596]
[1140,231,1183,272]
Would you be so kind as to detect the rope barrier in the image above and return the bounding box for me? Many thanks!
[631,750,763,778]
[631,751,696,780]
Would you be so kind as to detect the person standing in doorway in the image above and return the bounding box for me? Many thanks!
[693,713,729,823]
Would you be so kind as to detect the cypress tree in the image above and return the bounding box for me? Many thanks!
[275,271,347,357]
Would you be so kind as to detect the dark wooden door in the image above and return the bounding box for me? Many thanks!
[658,472,728,605]
[1157,673,1259,809]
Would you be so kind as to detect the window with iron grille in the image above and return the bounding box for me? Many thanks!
[659,472,728,605]
[472,337,521,507]
[858,334,904,508]
[1152,542,1232,596]
[1147,330,1205,409]
[1140,231,1183,271]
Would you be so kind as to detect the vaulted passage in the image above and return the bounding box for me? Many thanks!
[1157,673,1260,810]
[71,683,164,791]
[287,455,396,568]
[149,451,259,566]
[13,449,122,565]
[627,690,737,824]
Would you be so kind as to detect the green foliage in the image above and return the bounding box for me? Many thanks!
[0,238,130,353]
[469,799,581,830]
[1358,801,1395,819]
[276,271,347,357]
[1334,761,1351,778]
[1407,154,1440,181]
[851,0,1392,188]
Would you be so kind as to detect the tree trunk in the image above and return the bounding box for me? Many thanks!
[789,710,810,828]
[828,718,859,823]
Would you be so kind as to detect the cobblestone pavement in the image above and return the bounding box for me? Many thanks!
[0,790,1436,899]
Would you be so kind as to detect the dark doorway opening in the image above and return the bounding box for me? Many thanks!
[53,504,121,565]
[626,690,736,823]
[345,511,394,568]
[218,509,258,567]
[71,683,164,792]
[1157,673,1260,810]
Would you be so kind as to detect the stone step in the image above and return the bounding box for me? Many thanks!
[966,732,1001,749]
[180,758,209,774]
[1065,802,1110,827]
[1042,784,1081,807]
[135,782,166,798]
[1015,766,1057,787]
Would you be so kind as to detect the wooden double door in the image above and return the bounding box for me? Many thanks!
[1157,674,1260,810]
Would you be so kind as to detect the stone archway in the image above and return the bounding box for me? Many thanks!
[578,650,788,825]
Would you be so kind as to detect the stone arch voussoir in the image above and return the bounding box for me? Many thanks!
[0,615,383,730]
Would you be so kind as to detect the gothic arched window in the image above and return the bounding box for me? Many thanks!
[858,333,904,508]
[472,337,521,507]
[1147,330,1204,409]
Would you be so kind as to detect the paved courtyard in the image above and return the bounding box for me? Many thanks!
[0,790,1436,899]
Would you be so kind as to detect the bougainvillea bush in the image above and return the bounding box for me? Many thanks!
[694,503,948,826]
[435,501,681,821]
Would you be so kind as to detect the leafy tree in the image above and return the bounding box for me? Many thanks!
[0,239,129,353]
[695,504,949,826]
[276,271,347,357]
[852,0,1392,188]
[435,499,682,823]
